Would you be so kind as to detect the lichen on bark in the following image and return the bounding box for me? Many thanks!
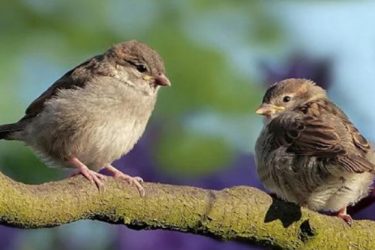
[0,171,374,249]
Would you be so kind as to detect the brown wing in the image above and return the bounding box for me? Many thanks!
[268,101,374,173]
[269,111,345,156]
[22,55,103,120]
[319,99,371,154]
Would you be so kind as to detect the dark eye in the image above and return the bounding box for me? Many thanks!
[283,96,291,102]
[126,60,149,73]
[135,63,148,73]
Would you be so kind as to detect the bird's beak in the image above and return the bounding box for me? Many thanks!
[255,103,285,116]
[154,73,171,87]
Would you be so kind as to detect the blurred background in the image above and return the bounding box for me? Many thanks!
[1,0,375,249]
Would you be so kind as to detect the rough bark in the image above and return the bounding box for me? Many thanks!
[0,171,374,249]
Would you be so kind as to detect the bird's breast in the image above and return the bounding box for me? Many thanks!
[24,76,157,170]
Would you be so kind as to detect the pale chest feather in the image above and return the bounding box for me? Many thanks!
[23,76,157,170]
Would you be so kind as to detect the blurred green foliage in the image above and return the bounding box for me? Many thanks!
[156,130,234,176]
[0,0,275,182]
[0,1,282,249]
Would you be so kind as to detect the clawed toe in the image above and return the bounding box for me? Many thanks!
[105,165,145,196]
[338,214,353,226]
[337,208,353,226]
[69,157,106,190]
[90,171,106,189]
[114,173,145,196]
[133,176,144,183]
[73,168,105,189]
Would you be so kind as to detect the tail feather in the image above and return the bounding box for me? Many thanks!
[0,123,22,140]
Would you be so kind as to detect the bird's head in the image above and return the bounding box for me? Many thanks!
[256,78,327,118]
[107,40,171,93]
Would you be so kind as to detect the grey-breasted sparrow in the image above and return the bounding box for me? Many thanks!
[0,40,171,196]
[255,78,374,224]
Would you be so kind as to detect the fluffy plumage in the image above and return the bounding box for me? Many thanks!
[255,78,374,224]
[0,40,170,195]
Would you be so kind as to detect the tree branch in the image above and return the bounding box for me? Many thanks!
[0,171,374,249]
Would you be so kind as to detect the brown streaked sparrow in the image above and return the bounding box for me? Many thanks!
[0,40,171,196]
[255,78,374,224]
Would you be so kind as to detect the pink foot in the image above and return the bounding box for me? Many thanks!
[337,207,353,226]
[69,157,106,190]
[105,165,145,197]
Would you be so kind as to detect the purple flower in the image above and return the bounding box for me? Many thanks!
[260,54,332,89]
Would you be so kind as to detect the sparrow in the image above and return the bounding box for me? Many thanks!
[255,78,374,224]
[0,40,171,196]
